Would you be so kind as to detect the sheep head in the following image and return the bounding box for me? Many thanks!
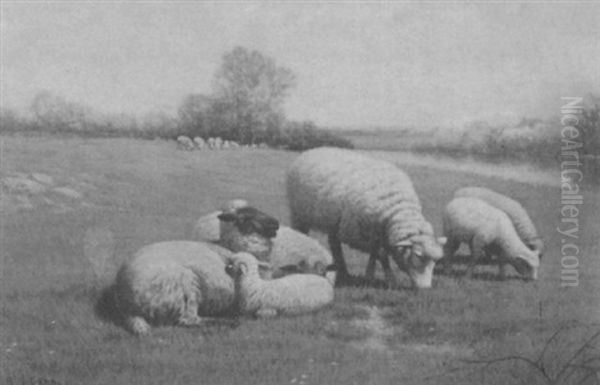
[225,252,271,280]
[390,234,447,289]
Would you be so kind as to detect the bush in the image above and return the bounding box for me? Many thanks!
[272,121,354,151]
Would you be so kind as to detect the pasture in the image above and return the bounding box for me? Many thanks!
[1,135,599,385]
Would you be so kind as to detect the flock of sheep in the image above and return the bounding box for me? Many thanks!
[112,147,542,335]
[176,135,268,151]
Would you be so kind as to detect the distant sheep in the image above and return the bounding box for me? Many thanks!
[176,136,195,151]
[286,148,446,289]
[214,137,223,149]
[454,186,544,256]
[114,241,236,335]
[193,137,206,149]
[225,252,334,317]
[191,201,333,279]
[442,197,540,280]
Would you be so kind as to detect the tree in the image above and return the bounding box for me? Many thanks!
[30,91,92,132]
[177,94,214,138]
[212,46,295,143]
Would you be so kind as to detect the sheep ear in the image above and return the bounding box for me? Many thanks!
[395,240,412,247]
[239,262,248,275]
[218,212,237,222]
[413,244,423,257]
[437,237,447,246]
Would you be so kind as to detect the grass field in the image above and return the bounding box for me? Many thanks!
[1,135,599,385]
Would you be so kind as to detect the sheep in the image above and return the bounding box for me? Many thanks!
[114,241,236,335]
[190,199,250,243]
[176,135,194,150]
[214,137,223,149]
[193,137,206,149]
[286,147,446,289]
[225,252,334,317]
[453,186,544,257]
[191,201,334,279]
[442,197,540,280]
[222,140,231,150]
[207,137,216,149]
[230,141,240,149]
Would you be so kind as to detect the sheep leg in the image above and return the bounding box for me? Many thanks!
[328,231,349,282]
[498,262,509,280]
[442,238,460,276]
[365,242,380,280]
[467,236,485,279]
[178,293,203,327]
[379,253,398,288]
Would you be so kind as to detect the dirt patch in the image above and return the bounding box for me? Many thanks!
[351,305,396,352]
[0,172,93,213]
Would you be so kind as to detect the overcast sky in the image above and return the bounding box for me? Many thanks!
[2,2,599,128]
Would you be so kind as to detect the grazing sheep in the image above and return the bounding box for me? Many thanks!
[176,136,195,150]
[454,186,544,256]
[222,140,231,150]
[225,252,334,317]
[442,197,540,280]
[192,202,334,279]
[193,137,206,149]
[286,148,446,289]
[114,241,236,335]
[214,137,223,149]
[230,141,240,149]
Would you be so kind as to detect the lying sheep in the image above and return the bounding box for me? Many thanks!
[454,186,544,256]
[176,135,195,150]
[286,148,446,289]
[190,199,250,243]
[191,201,334,279]
[114,241,236,334]
[442,197,540,280]
[225,252,334,317]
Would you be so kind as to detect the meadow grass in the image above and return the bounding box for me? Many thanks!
[1,136,598,384]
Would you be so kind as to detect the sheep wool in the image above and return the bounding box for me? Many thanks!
[192,202,332,278]
[286,147,445,288]
[114,241,235,334]
[443,197,540,280]
[268,227,333,277]
[454,186,544,254]
[191,199,250,243]
[226,252,334,316]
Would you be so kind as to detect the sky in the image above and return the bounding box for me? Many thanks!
[2,2,599,128]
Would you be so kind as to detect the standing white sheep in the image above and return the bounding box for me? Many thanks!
[176,136,195,151]
[286,148,446,289]
[191,201,334,279]
[442,197,540,280]
[225,252,334,317]
[454,186,544,256]
[114,241,236,335]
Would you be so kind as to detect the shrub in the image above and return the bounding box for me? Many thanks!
[273,121,354,151]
